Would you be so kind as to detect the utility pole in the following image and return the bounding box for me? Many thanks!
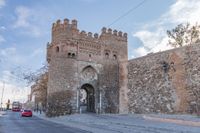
[1,81,5,111]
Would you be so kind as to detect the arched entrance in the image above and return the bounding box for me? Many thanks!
[80,84,95,113]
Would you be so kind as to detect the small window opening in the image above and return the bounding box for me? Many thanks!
[162,61,169,73]
[105,53,109,58]
[72,53,75,57]
[89,54,91,57]
[68,53,71,57]
[113,54,117,59]
[56,46,59,52]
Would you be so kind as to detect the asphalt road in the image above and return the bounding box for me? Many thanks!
[0,111,90,133]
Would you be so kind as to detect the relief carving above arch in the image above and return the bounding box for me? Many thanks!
[81,66,97,81]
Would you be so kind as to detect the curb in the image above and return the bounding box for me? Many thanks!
[143,115,200,127]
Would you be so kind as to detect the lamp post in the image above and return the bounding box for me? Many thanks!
[1,81,5,111]
[99,89,102,114]
[76,88,79,113]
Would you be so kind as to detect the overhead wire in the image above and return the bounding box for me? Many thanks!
[107,0,148,27]
[106,0,162,56]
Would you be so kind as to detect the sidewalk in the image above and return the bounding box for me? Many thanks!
[33,112,200,133]
[33,112,115,133]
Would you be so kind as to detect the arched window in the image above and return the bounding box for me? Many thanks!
[113,54,117,59]
[89,54,91,58]
[68,53,71,57]
[56,46,59,52]
[72,53,75,58]
[105,53,109,58]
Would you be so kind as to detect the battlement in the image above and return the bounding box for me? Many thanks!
[52,18,78,31]
[79,30,99,39]
[100,27,127,40]
[51,18,128,43]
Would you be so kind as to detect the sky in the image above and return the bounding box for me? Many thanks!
[0,0,200,106]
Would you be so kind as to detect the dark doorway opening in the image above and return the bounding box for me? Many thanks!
[80,84,95,113]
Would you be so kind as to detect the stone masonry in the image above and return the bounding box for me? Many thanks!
[128,43,200,114]
[46,18,200,116]
[46,18,128,116]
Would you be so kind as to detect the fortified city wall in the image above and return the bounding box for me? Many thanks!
[45,18,200,116]
[128,43,200,114]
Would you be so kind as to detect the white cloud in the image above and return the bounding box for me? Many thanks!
[0,0,5,8]
[0,26,6,30]
[166,0,200,24]
[134,47,148,57]
[0,47,16,56]
[132,0,200,58]
[134,28,164,50]
[13,6,42,37]
[14,6,31,28]
[133,28,172,54]
[0,35,5,43]
[0,47,26,65]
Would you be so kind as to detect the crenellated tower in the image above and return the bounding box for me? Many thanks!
[46,18,128,116]
[51,19,78,43]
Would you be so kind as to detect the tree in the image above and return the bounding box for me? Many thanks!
[11,63,49,110]
[31,72,48,111]
[10,62,48,86]
[167,23,200,47]
[23,63,48,85]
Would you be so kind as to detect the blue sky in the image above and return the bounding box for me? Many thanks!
[1,0,200,104]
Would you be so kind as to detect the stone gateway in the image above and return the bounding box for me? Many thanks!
[46,18,200,117]
[46,18,128,116]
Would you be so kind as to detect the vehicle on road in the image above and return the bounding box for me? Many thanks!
[21,110,32,117]
[12,101,22,112]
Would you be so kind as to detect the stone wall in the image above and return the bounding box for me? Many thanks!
[46,90,73,117]
[128,43,200,114]
[47,56,78,114]
[99,60,119,113]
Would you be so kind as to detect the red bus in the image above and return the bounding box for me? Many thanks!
[12,101,22,112]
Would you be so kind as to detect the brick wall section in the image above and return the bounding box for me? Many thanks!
[99,60,119,113]
[46,18,128,116]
